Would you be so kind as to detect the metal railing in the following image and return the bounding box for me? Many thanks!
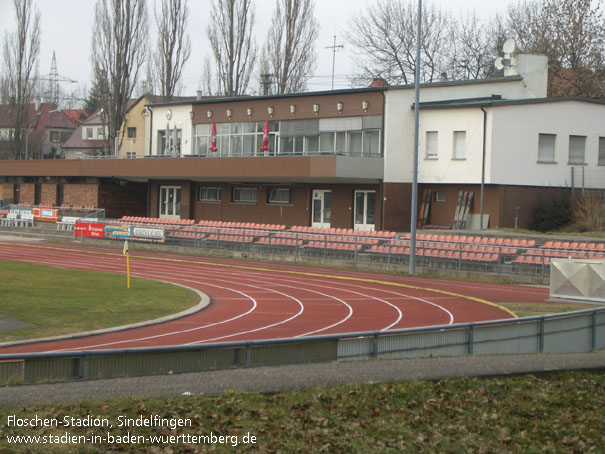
[0,308,602,384]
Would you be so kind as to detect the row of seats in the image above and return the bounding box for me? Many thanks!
[404,233,537,248]
[120,216,195,225]
[367,245,499,262]
[289,225,396,238]
[198,220,286,231]
[541,241,605,251]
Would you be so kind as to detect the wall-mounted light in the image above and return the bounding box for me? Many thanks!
[226,109,232,119]
[207,110,213,120]
[268,106,274,116]
[362,100,369,112]
[290,104,296,115]
[246,107,253,117]
[336,102,343,113]
[312,104,319,115]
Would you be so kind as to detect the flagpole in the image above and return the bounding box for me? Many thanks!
[123,240,130,289]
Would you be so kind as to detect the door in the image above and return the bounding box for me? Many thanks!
[354,190,376,231]
[159,186,181,219]
[311,190,332,228]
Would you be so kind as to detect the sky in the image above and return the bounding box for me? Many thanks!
[0,0,515,102]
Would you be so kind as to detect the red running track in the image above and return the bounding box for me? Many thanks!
[0,239,550,354]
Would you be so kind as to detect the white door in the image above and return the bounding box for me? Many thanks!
[311,190,332,228]
[354,190,376,231]
[159,186,181,219]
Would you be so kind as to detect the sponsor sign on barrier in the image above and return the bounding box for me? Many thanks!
[104,224,134,239]
[33,207,58,222]
[133,226,165,242]
[74,221,105,239]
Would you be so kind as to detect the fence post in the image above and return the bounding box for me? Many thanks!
[468,325,474,355]
[372,333,379,358]
[591,311,597,352]
[245,342,252,367]
[82,354,89,379]
[539,318,545,353]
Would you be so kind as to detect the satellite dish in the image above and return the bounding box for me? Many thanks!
[503,38,516,55]
[495,57,504,70]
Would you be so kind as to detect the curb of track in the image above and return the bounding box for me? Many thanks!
[0,282,210,349]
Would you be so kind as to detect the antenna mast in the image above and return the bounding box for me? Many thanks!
[325,36,344,90]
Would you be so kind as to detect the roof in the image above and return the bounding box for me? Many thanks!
[0,102,58,128]
[417,96,605,110]
[62,124,106,149]
[62,109,88,124]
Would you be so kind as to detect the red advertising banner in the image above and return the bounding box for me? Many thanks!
[74,221,105,239]
[32,207,58,222]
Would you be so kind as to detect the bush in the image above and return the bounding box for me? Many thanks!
[530,195,572,232]
[572,192,605,232]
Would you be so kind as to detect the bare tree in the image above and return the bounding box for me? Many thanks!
[90,0,148,154]
[347,0,453,86]
[207,0,257,96]
[152,0,191,100]
[199,56,220,96]
[1,0,41,160]
[504,0,605,97]
[259,0,319,94]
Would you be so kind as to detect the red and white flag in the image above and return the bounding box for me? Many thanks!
[261,119,269,152]
[210,121,218,152]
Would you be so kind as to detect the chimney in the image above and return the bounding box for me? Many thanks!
[34,97,41,111]
[440,72,448,82]
[369,77,388,88]
[196,90,202,100]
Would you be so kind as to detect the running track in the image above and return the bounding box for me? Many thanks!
[0,239,550,354]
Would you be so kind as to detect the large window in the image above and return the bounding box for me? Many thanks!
[232,187,257,203]
[452,131,466,160]
[599,137,605,166]
[538,133,556,163]
[268,188,292,204]
[426,131,438,159]
[157,129,182,155]
[568,135,586,165]
[199,187,222,202]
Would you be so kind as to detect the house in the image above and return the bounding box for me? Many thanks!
[0,99,78,159]
[0,53,604,230]
[61,108,110,159]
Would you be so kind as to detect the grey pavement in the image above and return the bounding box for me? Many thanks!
[1,352,604,407]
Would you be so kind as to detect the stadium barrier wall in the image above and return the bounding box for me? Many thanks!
[0,308,602,385]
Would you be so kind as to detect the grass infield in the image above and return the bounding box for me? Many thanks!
[0,370,603,453]
[0,260,199,343]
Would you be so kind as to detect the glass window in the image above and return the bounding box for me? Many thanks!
[243,135,256,156]
[195,136,208,155]
[538,133,556,163]
[335,131,346,153]
[242,122,256,133]
[232,187,257,203]
[268,188,291,204]
[320,132,334,153]
[127,127,136,138]
[230,135,242,156]
[280,136,295,155]
[363,130,380,156]
[453,131,466,160]
[568,135,586,164]
[199,187,222,202]
[426,131,438,159]
[86,128,93,139]
[348,131,362,155]
[305,135,319,154]
[599,137,605,166]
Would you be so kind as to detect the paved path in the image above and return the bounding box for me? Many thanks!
[1,352,603,406]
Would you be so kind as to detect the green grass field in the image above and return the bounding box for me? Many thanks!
[0,260,199,343]
[0,370,603,453]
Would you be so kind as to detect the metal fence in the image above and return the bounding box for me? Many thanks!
[0,308,602,385]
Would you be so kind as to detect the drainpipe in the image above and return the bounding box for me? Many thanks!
[379,89,386,231]
[480,107,487,231]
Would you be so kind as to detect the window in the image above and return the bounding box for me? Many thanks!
[435,191,446,202]
[199,187,222,202]
[363,130,380,156]
[453,131,466,160]
[537,133,556,163]
[97,127,104,138]
[268,188,292,204]
[127,127,136,138]
[86,128,93,139]
[232,187,257,203]
[157,129,182,155]
[126,152,137,159]
[568,135,586,164]
[426,131,438,159]
[598,137,605,166]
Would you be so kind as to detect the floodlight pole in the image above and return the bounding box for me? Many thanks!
[409,0,422,275]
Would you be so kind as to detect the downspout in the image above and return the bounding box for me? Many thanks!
[147,106,153,217]
[379,88,386,231]
[480,107,487,230]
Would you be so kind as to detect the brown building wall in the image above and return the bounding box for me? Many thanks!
[40,183,58,206]
[63,184,99,208]
[98,182,148,219]
[1,183,15,203]
[19,183,35,205]
[382,183,412,232]
[498,185,571,230]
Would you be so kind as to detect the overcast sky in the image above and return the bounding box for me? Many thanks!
[0,0,514,98]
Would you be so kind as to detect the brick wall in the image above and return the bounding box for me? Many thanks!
[98,182,147,219]
[63,184,99,207]
[1,183,14,204]
[19,184,35,205]
[40,184,57,206]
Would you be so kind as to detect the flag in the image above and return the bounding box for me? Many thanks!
[122,240,129,256]
[261,119,269,152]
[210,121,218,152]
